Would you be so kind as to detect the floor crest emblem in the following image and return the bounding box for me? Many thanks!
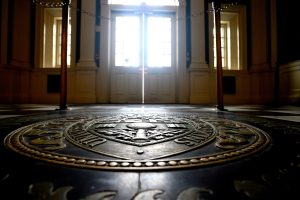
[4,112,270,170]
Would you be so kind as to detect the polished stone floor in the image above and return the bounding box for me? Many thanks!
[0,104,299,200]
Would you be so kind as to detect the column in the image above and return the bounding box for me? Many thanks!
[74,0,97,103]
[76,0,97,68]
[189,0,211,104]
[190,0,208,69]
[10,0,33,68]
[96,0,110,102]
[0,0,8,65]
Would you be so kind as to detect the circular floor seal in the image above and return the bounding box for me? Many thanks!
[4,112,270,170]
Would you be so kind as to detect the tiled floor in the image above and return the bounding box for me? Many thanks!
[225,105,300,122]
[0,104,299,122]
[0,104,299,199]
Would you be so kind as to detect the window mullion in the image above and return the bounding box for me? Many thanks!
[141,13,146,69]
[141,12,145,104]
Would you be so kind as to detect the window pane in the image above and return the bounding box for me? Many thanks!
[43,8,71,68]
[115,16,140,67]
[144,0,179,6]
[221,38,225,47]
[109,0,179,6]
[146,16,172,67]
[220,27,225,37]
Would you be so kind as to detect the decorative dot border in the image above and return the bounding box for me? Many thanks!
[4,118,271,171]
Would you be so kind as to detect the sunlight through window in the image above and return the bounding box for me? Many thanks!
[109,0,179,6]
[213,22,231,69]
[115,16,140,67]
[114,14,172,68]
[147,17,172,67]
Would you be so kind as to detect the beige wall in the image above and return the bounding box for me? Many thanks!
[0,0,299,105]
[280,61,300,104]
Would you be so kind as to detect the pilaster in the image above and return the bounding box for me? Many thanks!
[190,0,208,69]
[76,0,97,68]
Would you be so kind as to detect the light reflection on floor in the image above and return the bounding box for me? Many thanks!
[0,104,299,122]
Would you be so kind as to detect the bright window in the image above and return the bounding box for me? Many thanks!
[213,22,231,69]
[147,17,172,67]
[53,18,71,67]
[43,8,71,68]
[109,0,179,6]
[113,13,173,68]
[114,16,140,67]
[209,5,247,70]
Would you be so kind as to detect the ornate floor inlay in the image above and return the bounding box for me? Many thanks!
[4,112,270,170]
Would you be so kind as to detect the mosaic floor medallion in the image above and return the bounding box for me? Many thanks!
[4,112,271,170]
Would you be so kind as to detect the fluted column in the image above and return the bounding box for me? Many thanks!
[76,0,97,68]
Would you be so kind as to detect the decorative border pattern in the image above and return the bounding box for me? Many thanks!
[4,113,271,171]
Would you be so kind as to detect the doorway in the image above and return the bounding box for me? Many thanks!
[110,11,176,103]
